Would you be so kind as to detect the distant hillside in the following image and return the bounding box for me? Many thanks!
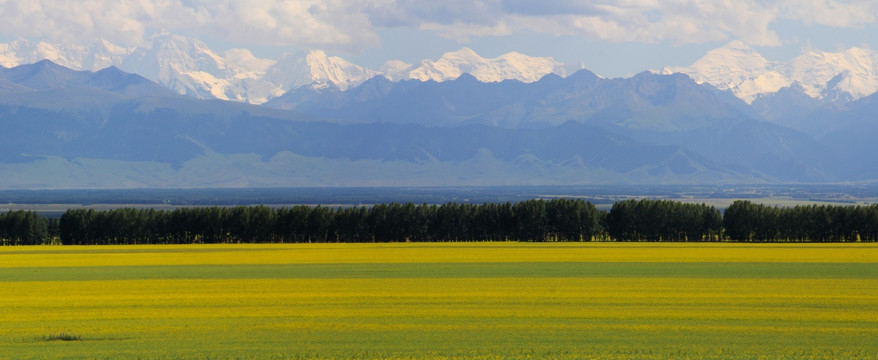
[0,61,761,189]
[5,59,878,188]
[267,69,839,182]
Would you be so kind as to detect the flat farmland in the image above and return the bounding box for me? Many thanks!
[1,243,876,359]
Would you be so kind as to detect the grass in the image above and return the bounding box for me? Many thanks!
[0,243,876,359]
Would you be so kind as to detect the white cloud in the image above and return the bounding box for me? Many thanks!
[0,0,380,51]
[180,0,380,51]
[779,0,878,27]
[373,0,784,46]
[0,0,875,52]
[0,0,153,46]
[363,0,877,47]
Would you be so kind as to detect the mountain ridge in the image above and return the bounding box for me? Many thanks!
[0,60,768,188]
[0,35,579,105]
[387,47,577,83]
[666,41,878,104]
[267,64,839,183]
[3,59,878,188]
[5,35,878,107]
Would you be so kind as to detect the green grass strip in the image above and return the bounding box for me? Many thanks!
[1,262,876,282]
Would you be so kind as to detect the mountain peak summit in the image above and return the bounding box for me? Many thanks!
[405,47,568,83]
[669,41,878,103]
[305,49,329,60]
[264,49,377,92]
[442,47,482,59]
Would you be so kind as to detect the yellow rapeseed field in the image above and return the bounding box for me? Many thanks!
[1,242,875,268]
[0,243,876,359]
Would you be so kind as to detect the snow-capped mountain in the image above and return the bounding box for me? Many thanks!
[0,34,376,103]
[0,34,582,104]
[264,50,378,91]
[666,41,878,103]
[386,47,576,83]
[0,34,258,101]
[119,33,243,100]
[0,39,130,72]
[788,47,878,102]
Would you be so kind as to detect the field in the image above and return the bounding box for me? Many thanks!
[1,243,877,359]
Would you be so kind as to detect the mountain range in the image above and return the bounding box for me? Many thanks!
[3,34,878,189]
[2,58,877,189]
[1,60,749,188]
[267,69,839,182]
[666,40,878,104]
[0,34,577,105]
[3,35,877,107]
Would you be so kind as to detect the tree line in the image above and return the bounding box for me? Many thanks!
[724,200,878,242]
[54,199,604,245]
[2,199,878,245]
[606,199,723,241]
[0,210,51,245]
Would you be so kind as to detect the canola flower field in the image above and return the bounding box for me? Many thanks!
[1,242,877,359]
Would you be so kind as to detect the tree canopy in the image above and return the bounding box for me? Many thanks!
[2,199,877,245]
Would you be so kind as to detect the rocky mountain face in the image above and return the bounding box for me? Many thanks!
[0,59,175,97]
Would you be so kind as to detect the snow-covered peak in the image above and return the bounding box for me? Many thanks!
[787,46,878,99]
[115,33,249,100]
[664,41,782,101]
[406,48,484,82]
[264,50,378,91]
[494,51,569,82]
[125,33,234,81]
[405,48,567,83]
[669,41,878,103]
[440,47,483,62]
[0,38,131,71]
[379,60,412,81]
[695,41,772,73]
[668,41,770,73]
[0,40,26,68]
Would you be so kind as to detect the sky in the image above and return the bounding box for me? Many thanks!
[1,0,877,78]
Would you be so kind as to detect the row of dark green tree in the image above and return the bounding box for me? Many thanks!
[0,210,52,245]
[56,199,604,245]
[3,199,878,245]
[606,199,723,241]
[724,200,878,242]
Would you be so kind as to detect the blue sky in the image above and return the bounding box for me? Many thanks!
[1,1,877,77]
